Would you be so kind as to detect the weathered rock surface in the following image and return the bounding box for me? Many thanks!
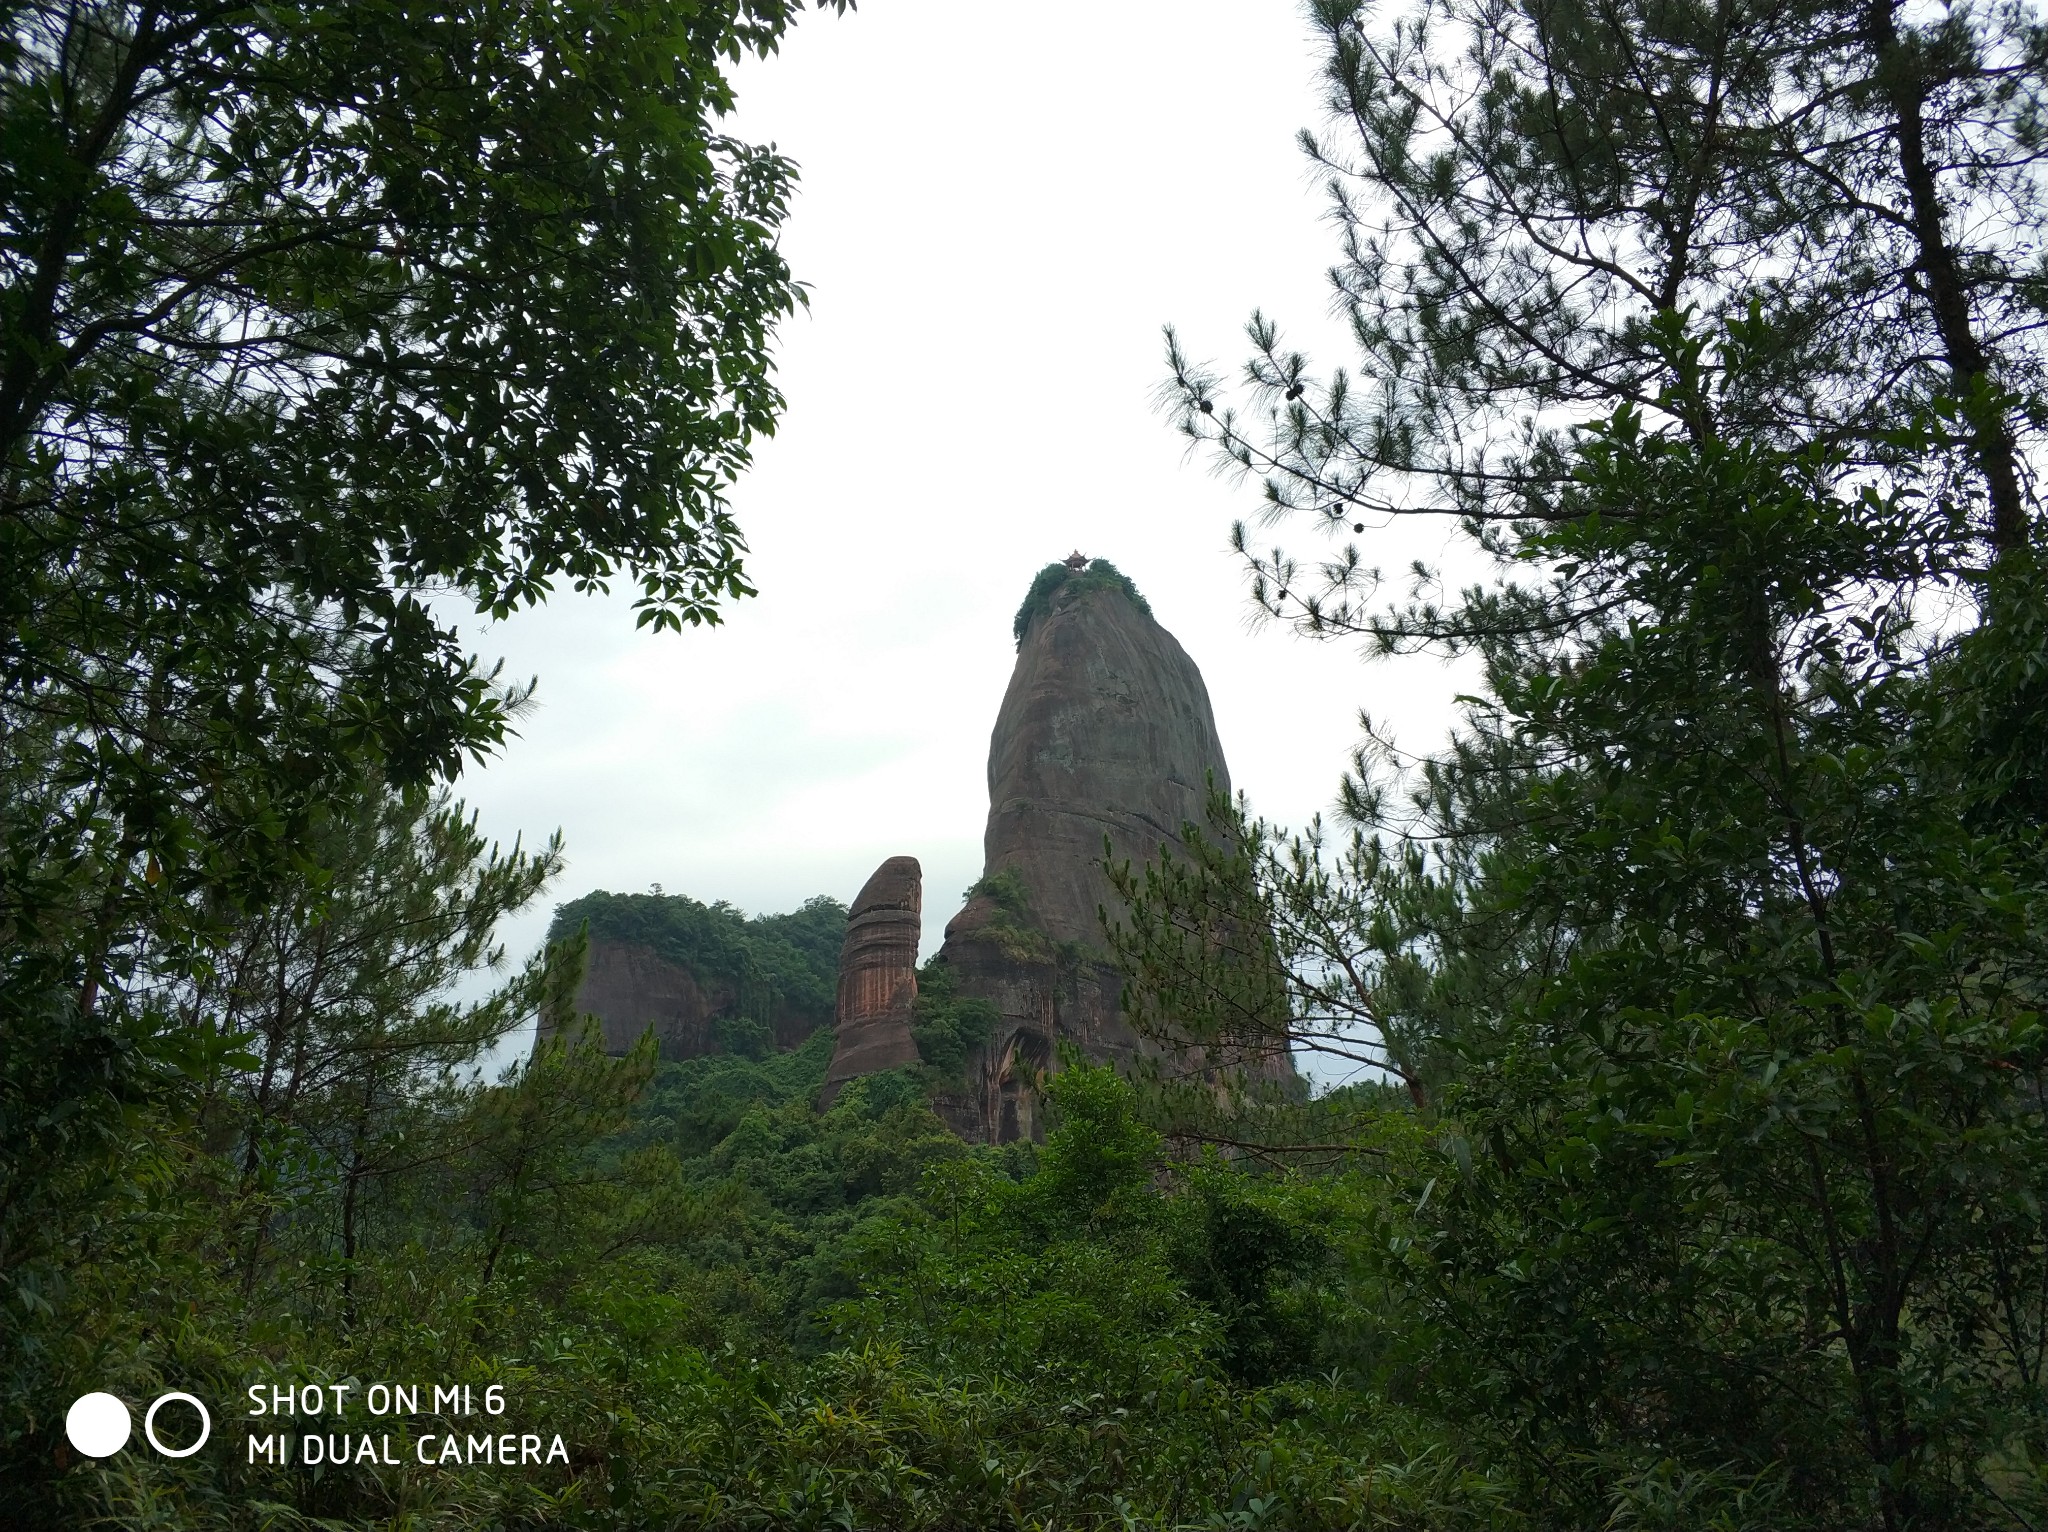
[820,856,924,1104]
[535,891,839,1061]
[564,939,732,1058]
[539,938,828,1060]
[929,562,1275,1142]
[976,571,1230,946]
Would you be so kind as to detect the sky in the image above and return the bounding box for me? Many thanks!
[454,1,1474,1054]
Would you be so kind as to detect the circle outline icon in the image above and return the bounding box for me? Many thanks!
[65,1392,132,1458]
[143,1392,211,1458]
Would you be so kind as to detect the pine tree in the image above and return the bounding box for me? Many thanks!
[1164,0,2044,640]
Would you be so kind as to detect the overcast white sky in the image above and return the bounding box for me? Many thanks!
[456,1,1472,1035]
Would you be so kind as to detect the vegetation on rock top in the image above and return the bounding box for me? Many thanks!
[551,889,847,1049]
[1012,557,1153,645]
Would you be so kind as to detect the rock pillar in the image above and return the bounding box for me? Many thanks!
[932,559,1296,1141]
[820,856,924,1104]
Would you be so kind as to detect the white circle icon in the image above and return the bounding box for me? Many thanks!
[143,1392,211,1458]
[65,1393,131,1458]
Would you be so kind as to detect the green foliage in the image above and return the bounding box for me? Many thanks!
[959,866,1057,962]
[974,865,1033,916]
[21,0,2048,1524]
[640,1024,840,1157]
[0,770,622,1518]
[0,5,848,1497]
[2,0,849,1032]
[5,767,1491,1529]
[1167,0,2042,628]
[907,959,999,1078]
[614,1045,968,1360]
[751,897,857,992]
[1170,1171,1329,1387]
[1366,364,2048,1527]
[1124,323,2048,1525]
[839,1069,1338,1395]
[1023,1065,1165,1226]
[1011,557,1153,645]
[1141,0,2048,1512]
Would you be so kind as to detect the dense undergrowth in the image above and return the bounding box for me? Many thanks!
[14,995,1477,1530]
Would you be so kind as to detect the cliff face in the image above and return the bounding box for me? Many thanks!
[538,891,842,1062]
[930,562,1242,1142]
[572,938,733,1057]
[547,939,828,1059]
[820,857,924,1103]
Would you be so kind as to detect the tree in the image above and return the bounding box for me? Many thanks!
[167,777,567,1309]
[1109,785,1448,1117]
[1392,360,2048,1528]
[0,0,845,1424]
[1162,0,2044,642]
[1141,12,2048,1508]
[0,759,564,1483]
[1130,316,2048,1523]
[0,0,848,1045]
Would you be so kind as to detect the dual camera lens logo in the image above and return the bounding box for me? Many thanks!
[65,1391,211,1460]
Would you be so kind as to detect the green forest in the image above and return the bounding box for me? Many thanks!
[6,0,2048,1528]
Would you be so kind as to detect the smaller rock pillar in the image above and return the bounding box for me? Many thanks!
[820,856,923,1104]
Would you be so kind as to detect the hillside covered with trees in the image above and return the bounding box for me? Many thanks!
[5,0,2047,1528]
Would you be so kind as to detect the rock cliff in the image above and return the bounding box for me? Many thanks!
[568,937,736,1057]
[927,558,1252,1142]
[537,890,842,1062]
[820,857,924,1104]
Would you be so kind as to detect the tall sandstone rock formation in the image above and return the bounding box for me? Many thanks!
[929,561,1250,1142]
[551,559,1291,1136]
[820,857,924,1103]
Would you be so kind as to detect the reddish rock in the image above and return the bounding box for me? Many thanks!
[568,939,727,1057]
[536,938,822,1060]
[820,856,924,1104]
[932,563,1291,1143]
[973,566,1231,951]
